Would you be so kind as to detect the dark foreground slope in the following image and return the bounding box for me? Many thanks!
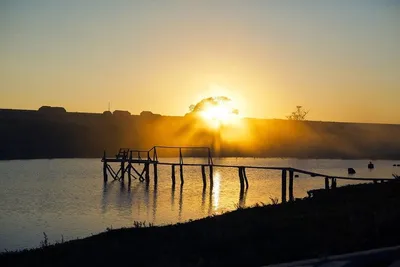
[2,182,400,267]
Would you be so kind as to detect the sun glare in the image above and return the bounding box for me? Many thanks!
[199,97,240,128]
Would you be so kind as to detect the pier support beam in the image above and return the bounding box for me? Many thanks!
[201,165,206,188]
[153,163,158,185]
[331,178,337,189]
[128,163,131,183]
[288,170,294,202]
[281,170,287,203]
[325,177,330,189]
[103,151,108,183]
[209,165,214,188]
[243,167,249,189]
[145,163,150,184]
[180,164,184,185]
[171,165,176,186]
[238,167,245,191]
[120,161,125,182]
[128,151,132,183]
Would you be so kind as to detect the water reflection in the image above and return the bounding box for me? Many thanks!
[144,182,150,217]
[101,170,250,221]
[239,188,247,208]
[208,186,213,216]
[178,185,183,221]
[212,172,221,209]
[101,180,117,214]
[3,158,396,252]
[152,184,157,222]
[201,186,206,211]
[171,185,175,210]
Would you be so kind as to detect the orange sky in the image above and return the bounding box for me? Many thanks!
[0,1,399,123]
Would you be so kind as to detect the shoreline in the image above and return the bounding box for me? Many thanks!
[2,182,400,266]
[2,156,400,161]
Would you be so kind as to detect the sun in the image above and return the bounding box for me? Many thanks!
[198,97,239,128]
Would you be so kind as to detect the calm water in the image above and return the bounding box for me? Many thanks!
[0,157,398,251]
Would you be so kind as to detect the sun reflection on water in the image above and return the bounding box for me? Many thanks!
[212,171,221,209]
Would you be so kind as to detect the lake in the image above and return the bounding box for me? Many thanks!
[0,157,398,252]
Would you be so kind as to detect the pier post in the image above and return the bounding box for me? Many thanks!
[281,170,287,203]
[128,151,132,183]
[180,164,184,185]
[331,178,337,189]
[171,165,176,186]
[325,177,330,189]
[145,162,150,184]
[120,160,125,182]
[238,167,244,191]
[201,165,206,188]
[153,163,158,185]
[209,165,214,188]
[243,167,249,189]
[288,170,294,202]
[103,150,108,183]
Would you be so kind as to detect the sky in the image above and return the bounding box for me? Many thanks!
[0,0,399,123]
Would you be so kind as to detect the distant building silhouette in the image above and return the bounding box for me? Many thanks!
[113,110,131,117]
[140,111,161,118]
[38,106,67,114]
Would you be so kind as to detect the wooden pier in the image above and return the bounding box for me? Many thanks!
[102,146,394,203]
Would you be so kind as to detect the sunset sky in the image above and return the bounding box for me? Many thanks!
[1,0,399,123]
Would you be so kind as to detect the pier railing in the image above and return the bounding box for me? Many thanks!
[102,146,395,203]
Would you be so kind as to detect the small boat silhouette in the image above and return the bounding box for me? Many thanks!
[368,161,374,169]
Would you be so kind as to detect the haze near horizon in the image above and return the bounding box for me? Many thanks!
[1,0,399,123]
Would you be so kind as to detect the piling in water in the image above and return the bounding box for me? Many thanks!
[238,167,244,191]
[180,164,184,184]
[120,161,125,182]
[201,165,206,188]
[332,178,337,189]
[209,165,214,188]
[289,170,294,202]
[103,150,108,182]
[281,170,287,203]
[171,165,176,186]
[153,163,158,185]
[243,167,249,189]
[145,163,150,184]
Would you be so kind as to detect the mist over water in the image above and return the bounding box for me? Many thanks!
[0,158,398,251]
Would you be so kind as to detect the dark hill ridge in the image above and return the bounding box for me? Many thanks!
[1,107,400,160]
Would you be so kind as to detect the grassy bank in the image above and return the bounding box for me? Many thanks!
[2,182,400,267]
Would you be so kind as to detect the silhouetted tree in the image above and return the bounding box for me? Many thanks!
[188,96,237,114]
[286,106,309,120]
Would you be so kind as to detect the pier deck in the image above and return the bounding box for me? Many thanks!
[101,146,395,203]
